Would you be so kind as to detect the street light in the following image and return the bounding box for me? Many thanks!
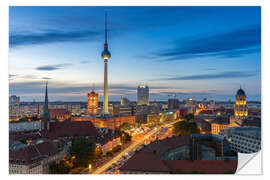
[89,164,92,172]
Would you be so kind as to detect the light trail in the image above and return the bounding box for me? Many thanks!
[91,119,182,174]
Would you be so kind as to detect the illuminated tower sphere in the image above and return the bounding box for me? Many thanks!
[234,87,248,118]
[87,90,98,115]
[101,12,111,115]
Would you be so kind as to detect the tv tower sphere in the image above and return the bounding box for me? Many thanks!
[102,48,111,60]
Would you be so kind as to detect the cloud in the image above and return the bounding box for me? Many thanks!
[153,71,257,81]
[36,63,72,71]
[9,74,17,79]
[151,25,261,61]
[204,68,216,71]
[80,61,89,64]
[160,91,214,96]
[9,29,102,47]
[9,80,169,96]
[21,75,38,79]
[42,77,52,80]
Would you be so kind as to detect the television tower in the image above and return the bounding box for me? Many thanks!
[101,12,111,115]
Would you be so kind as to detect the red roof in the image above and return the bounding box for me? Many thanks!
[141,135,190,157]
[47,121,99,139]
[164,160,237,174]
[9,140,59,165]
[49,109,71,116]
[199,110,216,115]
[120,152,171,173]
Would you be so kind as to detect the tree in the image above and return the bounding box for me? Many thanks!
[17,116,28,123]
[183,114,194,121]
[18,137,27,144]
[119,122,132,131]
[173,120,200,136]
[68,137,96,168]
[94,146,103,159]
[112,145,122,153]
[120,132,132,144]
[224,151,237,157]
[30,115,40,121]
[223,170,234,174]
[49,160,71,174]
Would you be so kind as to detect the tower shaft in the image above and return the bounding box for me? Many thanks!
[103,61,109,114]
[101,12,111,115]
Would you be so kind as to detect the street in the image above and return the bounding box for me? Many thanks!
[91,119,182,174]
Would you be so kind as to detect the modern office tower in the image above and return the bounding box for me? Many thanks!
[137,83,149,105]
[234,87,248,119]
[87,90,98,115]
[209,100,215,109]
[168,98,179,110]
[185,98,196,114]
[101,12,111,115]
[9,95,20,106]
[121,97,130,106]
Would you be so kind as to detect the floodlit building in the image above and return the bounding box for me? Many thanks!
[49,109,71,122]
[87,90,99,115]
[234,87,248,119]
[72,115,135,130]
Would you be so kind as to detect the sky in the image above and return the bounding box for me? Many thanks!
[9,6,261,102]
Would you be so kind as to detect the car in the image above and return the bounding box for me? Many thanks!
[105,167,113,173]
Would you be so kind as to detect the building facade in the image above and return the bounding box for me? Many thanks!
[72,116,136,130]
[137,84,149,105]
[87,90,99,115]
[220,126,261,153]
[168,98,180,110]
[9,95,20,106]
[234,87,248,119]
[49,109,71,122]
[9,140,67,174]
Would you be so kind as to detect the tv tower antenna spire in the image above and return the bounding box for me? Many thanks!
[105,11,108,45]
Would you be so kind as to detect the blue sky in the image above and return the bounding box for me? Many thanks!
[9,6,261,102]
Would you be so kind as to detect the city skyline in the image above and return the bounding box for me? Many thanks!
[9,6,261,102]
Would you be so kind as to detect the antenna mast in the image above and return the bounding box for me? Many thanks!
[105,11,108,44]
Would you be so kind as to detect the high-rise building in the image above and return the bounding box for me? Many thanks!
[137,83,149,105]
[9,95,20,106]
[185,98,196,114]
[121,97,130,106]
[101,12,111,115]
[87,90,98,115]
[168,98,179,110]
[234,87,248,118]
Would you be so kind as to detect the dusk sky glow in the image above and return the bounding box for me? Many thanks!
[9,6,261,102]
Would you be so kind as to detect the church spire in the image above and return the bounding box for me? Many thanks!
[43,81,50,120]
